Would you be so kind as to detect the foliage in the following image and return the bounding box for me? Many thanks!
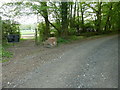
[80,32,99,37]
[68,35,85,40]
[0,1,119,44]
[68,28,76,35]
[1,42,13,63]
[57,38,70,44]
[2,47,13,58]
[0,46,13,63]
[38,22,46,42]
[2,19,20,41]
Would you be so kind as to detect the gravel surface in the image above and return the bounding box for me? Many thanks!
[2,35,118,88]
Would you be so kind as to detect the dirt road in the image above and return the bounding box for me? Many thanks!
[2,35,118,88]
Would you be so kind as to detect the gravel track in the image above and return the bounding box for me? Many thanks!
[2,35,118,88]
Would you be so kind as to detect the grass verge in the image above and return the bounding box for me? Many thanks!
[1,42,13,63]
[57,31,118,45]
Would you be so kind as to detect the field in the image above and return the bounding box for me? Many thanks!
[20,30,35,39]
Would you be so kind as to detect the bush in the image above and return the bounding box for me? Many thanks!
[68,28,76,36]
[68,35,79,40]
[1,43,13,63]
[2,20,20,41]
[80,32,98,37]
[68,35,86,40]
[2,47,13,58]
[57,37,70,44]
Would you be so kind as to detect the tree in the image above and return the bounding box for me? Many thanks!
[1,1,119,43]
[2,20,20,41]
[0,17,2,44]
[61,2,68,38]
[111,2,120,31]
[80,2,85,32]
[85,2,102,32]
[104,2,113,31]
[40,2,50,40]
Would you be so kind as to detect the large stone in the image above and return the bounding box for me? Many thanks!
[43,37,57,48]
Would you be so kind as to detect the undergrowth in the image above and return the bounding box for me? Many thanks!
[1,42,13,63]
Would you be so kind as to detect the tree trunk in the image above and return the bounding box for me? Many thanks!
[96,2,102,32]
[35,28,38,45]
[40,2,50,40]
[73,2,76,22]
[76,2,80,35]
[70,3,73,29]
[61,2,68,38]
[80,3,85,32]
[104,3,113,31]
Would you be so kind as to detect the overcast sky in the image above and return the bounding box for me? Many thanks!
[0,0,39,25]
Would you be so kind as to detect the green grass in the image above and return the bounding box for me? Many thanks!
[57,31,118,45]
[57,36,86,45]
[1,42,13,63]
[20,38,34,41]
[80,32,98,37]
[57,38,70,44]
[2,42,12,48]
[0,44,2,63]
[2,48,13,58]
[0,59,9,63]
[68,35,86,40]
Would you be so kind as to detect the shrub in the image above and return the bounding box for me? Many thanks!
[57,37,70,44]
[80,32,98,37]
[2,47,13,58]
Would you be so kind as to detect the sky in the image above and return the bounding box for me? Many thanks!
[0,0,56,25]
[0,0,39,25]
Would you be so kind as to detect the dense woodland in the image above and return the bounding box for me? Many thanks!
[1,1,120,43]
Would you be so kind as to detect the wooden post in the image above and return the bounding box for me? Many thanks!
[35,28,38,45]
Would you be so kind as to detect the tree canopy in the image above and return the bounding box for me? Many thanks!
[1,1,119,43]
